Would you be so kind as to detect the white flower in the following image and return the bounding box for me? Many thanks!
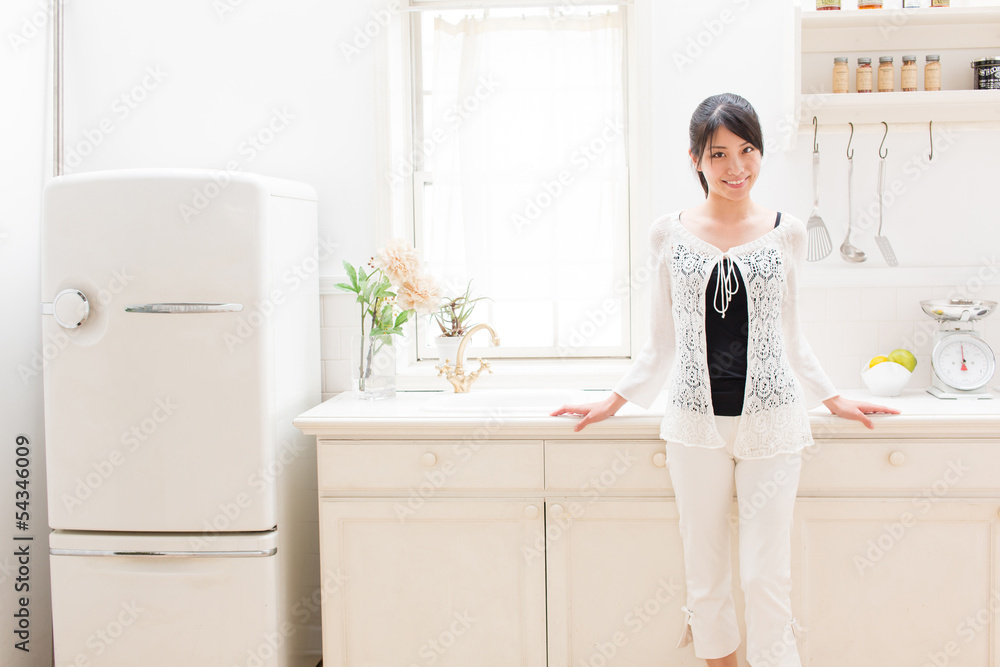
[373,238,420,285]
[396,272,441,315]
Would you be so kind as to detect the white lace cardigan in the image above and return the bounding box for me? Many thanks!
[612,210,839,459]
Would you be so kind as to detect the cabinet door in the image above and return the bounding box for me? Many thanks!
[319,499,546,667]
[545,499,732,667]
[792,499,998,667]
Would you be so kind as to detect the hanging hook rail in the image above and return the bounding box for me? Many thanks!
[928,120,934,161]
[878,121,888,159]
[846,122,854,159]
[812,116,819,153]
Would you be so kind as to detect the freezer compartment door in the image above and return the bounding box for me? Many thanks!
[41,172,276,532]
[49,530,279,667]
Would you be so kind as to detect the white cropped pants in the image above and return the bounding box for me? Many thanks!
[665,415,806,667]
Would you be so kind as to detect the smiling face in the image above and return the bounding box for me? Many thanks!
[690,125,761,203]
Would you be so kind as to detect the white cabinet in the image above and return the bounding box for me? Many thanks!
[543,499,717,667]
[318,499,547,667]
[296,393,1000,667]
[791,499,998,667]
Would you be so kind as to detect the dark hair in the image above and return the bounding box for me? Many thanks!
[688,93,764,197]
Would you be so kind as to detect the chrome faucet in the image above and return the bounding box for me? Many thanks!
[436,323,501,393]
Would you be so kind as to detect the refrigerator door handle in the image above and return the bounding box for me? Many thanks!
[50,547,276,558]
[124,302,244,314]
[41,288,90,328]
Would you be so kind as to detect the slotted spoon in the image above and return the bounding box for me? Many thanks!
[806,149,832,261]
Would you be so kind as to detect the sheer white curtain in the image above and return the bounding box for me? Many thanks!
[416,9,629,359]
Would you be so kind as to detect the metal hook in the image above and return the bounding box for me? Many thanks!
[878,121,888,159]
[812,116,819,153]
[928,120,934,161]
[846,122,854,159]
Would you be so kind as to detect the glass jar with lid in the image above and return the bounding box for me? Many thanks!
[901,55,917,91]
[833,57,849,94]
[925,55,941,91]
[878,56,894,92]
[857,57,873,93]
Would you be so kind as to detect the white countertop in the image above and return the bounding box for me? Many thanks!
[293,387,1000,440]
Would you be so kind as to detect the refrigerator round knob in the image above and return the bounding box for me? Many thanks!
[421,452,437,467]
[48,289,90,328]
[652,452,667,467]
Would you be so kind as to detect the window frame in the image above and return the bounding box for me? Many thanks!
[375,0,653,389]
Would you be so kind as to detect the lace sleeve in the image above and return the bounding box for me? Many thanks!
[612,218,675,410]
[780,216,839,408]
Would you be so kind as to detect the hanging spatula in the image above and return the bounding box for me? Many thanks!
[806,147,832,261]
[874,156,897,267]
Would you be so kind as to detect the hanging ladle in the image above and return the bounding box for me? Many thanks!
[840,122,866,263]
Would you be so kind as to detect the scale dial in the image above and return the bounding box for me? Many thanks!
[931,333,996,391]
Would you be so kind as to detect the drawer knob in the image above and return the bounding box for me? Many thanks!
[524,505,539,519]
[421,452,437,467]
[652,452,667,467]
[549,503,564,518]
[889,451,905,466]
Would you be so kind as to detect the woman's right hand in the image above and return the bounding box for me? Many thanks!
[550,392,628,432]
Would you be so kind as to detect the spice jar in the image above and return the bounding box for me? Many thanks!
[858,0,883,8]
[901,55,917,91]
[816,0,841,8]
[878,56,894,92]
[925,55,941,91]
[857,57,873,93]
[833,57,849,94]
[971,57,1000,90]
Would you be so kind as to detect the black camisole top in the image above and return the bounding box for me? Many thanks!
[705,212,781,416]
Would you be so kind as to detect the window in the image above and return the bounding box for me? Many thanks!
[387,0,641,367]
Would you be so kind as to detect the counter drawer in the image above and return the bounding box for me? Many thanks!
[798,439,1000,496]
[318,440,543,494]
[545,440,672,493]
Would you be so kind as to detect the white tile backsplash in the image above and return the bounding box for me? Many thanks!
[825,287,861,322]
[316,282,991,395]
[860,287,895,322]
[319,327,341,360]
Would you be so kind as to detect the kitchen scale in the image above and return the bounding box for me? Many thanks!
[920,299,997,399]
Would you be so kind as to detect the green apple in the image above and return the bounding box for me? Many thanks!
[887,348,917,372]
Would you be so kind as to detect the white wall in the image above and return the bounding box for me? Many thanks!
[60,0,386,267]
[54,0,1000,399]
[18,1,1000,390]
[1,0,53,664]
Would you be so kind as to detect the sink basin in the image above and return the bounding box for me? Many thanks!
[419,388,602,414]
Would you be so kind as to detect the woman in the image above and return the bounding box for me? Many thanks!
[550,93,899,667]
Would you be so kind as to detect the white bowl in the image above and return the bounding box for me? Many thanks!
[861,361,912,397]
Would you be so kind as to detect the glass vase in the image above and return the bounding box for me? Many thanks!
[351,333,397,400]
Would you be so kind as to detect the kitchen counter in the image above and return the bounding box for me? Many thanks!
[297,385,1000,667]
[293,386,1000,440]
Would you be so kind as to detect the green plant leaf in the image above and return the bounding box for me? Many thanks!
[343,261,358,290]
[334,282,357,294]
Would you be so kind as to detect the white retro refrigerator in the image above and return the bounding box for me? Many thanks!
[40,169,322,666]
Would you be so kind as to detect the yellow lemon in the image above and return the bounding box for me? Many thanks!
[887,348,917,372]
[869,355,888,368]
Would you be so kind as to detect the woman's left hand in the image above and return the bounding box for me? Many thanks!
[821,395,901,429]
